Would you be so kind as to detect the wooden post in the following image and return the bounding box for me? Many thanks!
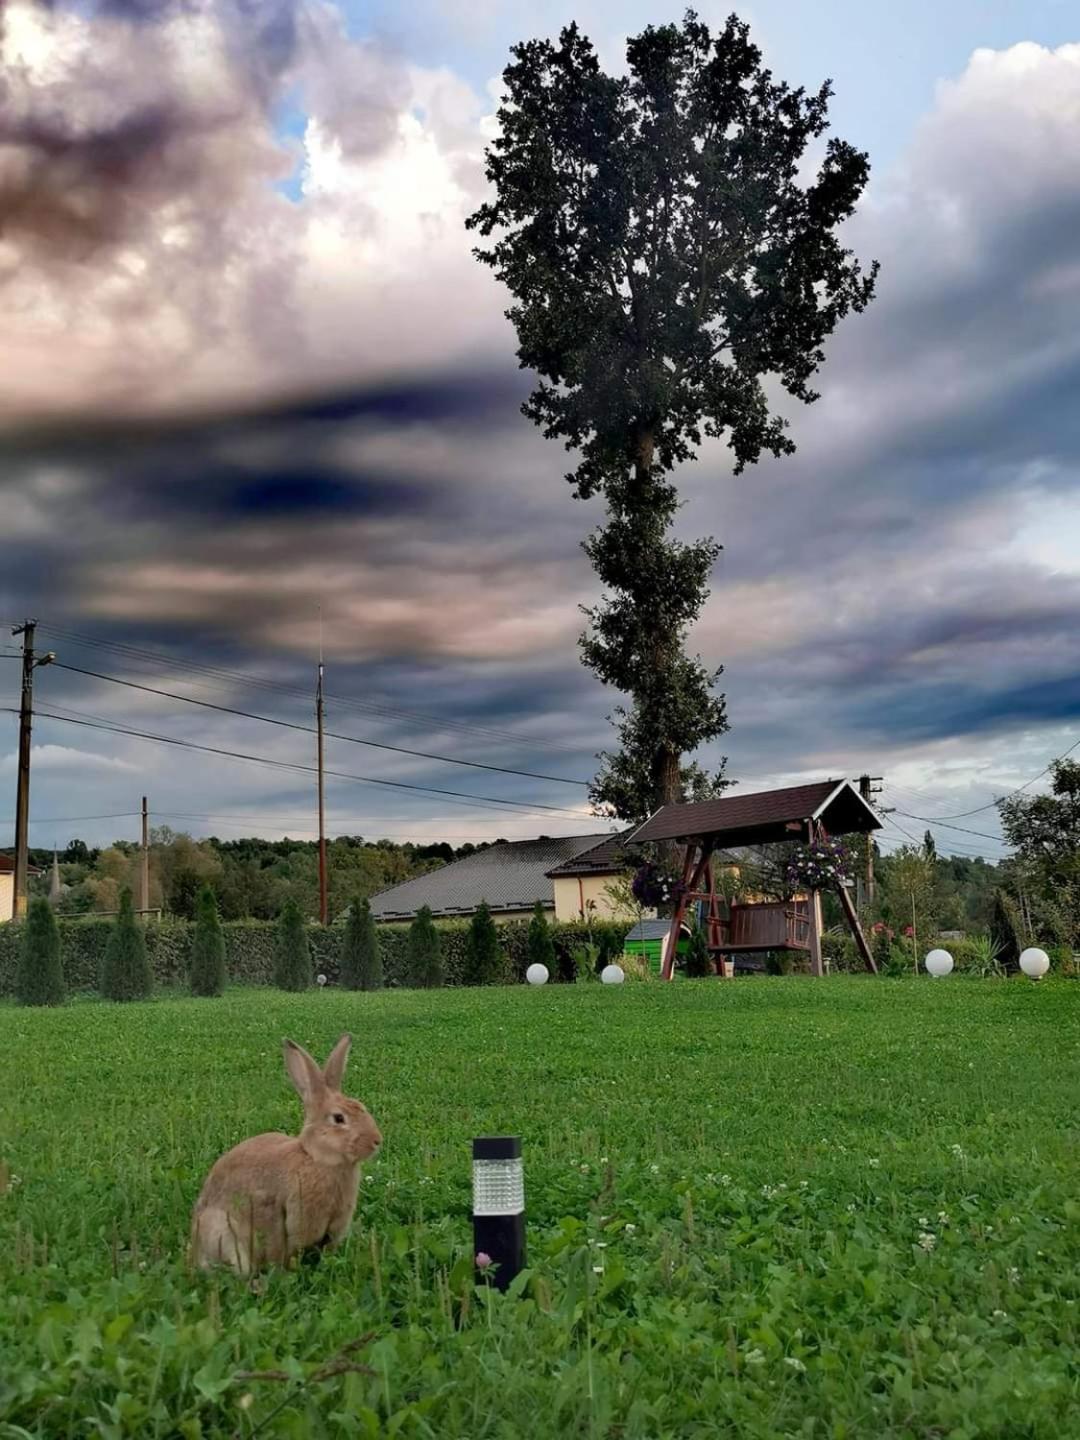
[660,842,709,980]
[807,889,824,977]
[139,796,149,916]
[836,879,878,973]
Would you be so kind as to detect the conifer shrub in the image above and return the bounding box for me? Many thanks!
[342,897,382,990]
[190,885,227,996]
[274,898,312,991]
[16,897,65,1006]
[407,905,443,988]
[464,900,503,985]
[101,888,153,1001]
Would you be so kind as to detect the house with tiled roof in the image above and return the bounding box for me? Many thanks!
[368,832,636,924]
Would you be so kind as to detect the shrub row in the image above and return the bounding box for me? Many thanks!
[0,916,632,996]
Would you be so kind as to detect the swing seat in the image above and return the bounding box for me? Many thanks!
[710,900,810,954]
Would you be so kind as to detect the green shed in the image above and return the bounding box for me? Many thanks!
[623,919,692,976]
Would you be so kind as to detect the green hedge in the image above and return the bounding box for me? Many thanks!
[0,917,632,996]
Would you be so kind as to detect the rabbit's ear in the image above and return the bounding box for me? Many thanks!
[283,1039,326,1107]
[322,1033,351,1091]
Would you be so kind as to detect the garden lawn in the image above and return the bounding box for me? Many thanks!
[1,978,1078,1438]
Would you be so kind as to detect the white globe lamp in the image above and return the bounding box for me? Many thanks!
[924,948,954,979]
[525,963,549,986]
[601,964,625,985]
[1019,947,1050,981]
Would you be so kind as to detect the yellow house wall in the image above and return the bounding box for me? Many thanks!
[0,873,13,924]
[552,874,652,924]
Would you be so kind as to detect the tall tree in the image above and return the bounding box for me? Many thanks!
[468,10,877,819]
[998,759,1080,946]
[342,897,383,991]
[16,897,65,1007]
[274,898,312,992]
[190,884,227,997]
[101,888,153,1002]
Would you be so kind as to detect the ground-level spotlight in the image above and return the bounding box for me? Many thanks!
[1019,947,1050,981]
[472,1137,525,1293]
[525,963,549,985]
[924,948,954,978]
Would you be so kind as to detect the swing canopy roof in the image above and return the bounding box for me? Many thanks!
[626,779,881,851]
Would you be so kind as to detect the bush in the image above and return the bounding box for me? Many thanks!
[526,901,555,977]
[684,920,713,978]
[0,912,636,995]
[16,898,65,1006]
[406,906,443,988]
[990,890,1023,972]
[463,901,503,986]
[571,942,600,982]
[618,951,651,982]
[274,898,312,991]
[101,889,153,1001]
[190,885,226,996]
[342,898,382,991]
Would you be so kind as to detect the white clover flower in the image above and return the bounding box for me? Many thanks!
[937,1212,951,1226]
[624,1223,636,1234]
[992,1310,1008,1320]
[592,1265,604,1275]
[784,1356,807,1373]
[868,1158,880,1169]
[744,1348,766,1367]
[650,1164,660,1174]
[918,1231,936,1252]
[1007,1267,1021,1285]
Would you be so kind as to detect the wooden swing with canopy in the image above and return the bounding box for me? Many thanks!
[625,779,882,979]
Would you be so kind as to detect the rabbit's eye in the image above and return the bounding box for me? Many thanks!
[332,1112,346,1125]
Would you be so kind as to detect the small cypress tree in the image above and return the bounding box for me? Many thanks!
[16,897,65,1006]
[407,905,443,988]
[101,887,153,1001]
[684,918,713,978]
[464,900,502,986]
[190,884,227,997]
[274,898,312,991]
[989,889,1023,972]
[342,897,382,991]
[526,900,555,977]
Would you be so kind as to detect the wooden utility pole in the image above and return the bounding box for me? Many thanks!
[139,796,149,915]
[10,621,54,921]
[858,774,883,908]
[316,640,328,926]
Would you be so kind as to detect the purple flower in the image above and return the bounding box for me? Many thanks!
[476,1252,493,1270]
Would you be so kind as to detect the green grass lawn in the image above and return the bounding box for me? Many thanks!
[1,978,1078,1438]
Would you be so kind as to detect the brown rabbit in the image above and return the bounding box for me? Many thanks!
[190,1033,381,1274]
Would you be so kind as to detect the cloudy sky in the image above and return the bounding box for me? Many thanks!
[2,0,1079,862]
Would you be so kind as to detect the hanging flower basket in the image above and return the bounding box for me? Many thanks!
[785,839,850,891]
[631,862,684,908]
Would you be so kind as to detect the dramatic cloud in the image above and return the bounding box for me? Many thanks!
[2,8,1079,854]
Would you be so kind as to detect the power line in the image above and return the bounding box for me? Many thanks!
[36,622,589,756]
[15,708,605,823]
[905,734,1080,821]
[889,807,1008,845]
[50,661,591,788]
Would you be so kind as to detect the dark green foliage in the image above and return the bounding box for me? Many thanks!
[463,901,503,986]
[468,12,876,819]
[190,885,226,997]
[16,898,65,1006]
[0,916,634,995]
[100,889,153,1002]
[526,901,555,976]
[407,906,443,988]
[989,890,1023,972]
[342,897,382,990]
[684,918,713,978]
[274,898,312,992]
